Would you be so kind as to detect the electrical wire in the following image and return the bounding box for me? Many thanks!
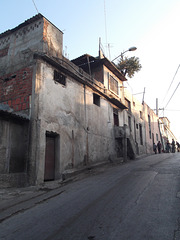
[164,82,180,109]
[162,64,180,104]
[165,109,180,111]
[32,0,39,14]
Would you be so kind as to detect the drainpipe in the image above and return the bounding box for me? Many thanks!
[84,84,89,165]
[123,124,127,162]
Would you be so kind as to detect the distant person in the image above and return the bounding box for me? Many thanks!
[153,143,157,154]
[166,140,170,153]
[176,142,180,152]
[157,141,162,153]
[172,139,175,153]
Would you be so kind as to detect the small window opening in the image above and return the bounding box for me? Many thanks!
[113,108,119,126]
[93,93,100,107]
[54,70,66,86]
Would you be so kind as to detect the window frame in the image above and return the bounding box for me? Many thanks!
[54,70,66,86]
[93,93,100,107]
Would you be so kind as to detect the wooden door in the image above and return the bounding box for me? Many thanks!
[44,136,55,181]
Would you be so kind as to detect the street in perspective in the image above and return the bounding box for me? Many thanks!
[0,152,180,240]
[1,3,180,240]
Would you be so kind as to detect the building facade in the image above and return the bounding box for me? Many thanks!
[0,14,176,187]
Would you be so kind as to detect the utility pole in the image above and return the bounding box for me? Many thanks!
[142,87,145,104]
[156,98,159,116]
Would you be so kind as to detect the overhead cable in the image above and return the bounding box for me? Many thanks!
[32,0,39,14]
[164,82,180,109]
[162,64,180,103]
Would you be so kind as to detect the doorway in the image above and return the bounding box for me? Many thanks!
[44,134,56,181]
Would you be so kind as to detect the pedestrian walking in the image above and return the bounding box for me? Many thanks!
[172,139,175,153]
[166,140,170,153]
[176,141,180,152]
[157,141,162,153]
[153,143,157,154]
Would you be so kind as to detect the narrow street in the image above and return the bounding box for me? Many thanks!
[1,153,180,240]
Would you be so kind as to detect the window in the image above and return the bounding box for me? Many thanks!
[148,115,151,139]
[113,108,119,126]
[156,133,158,141]
[140,111,143,119]
[109,75,118,95]
[139,124,143,145]
[54,70,66,86]
[125,98,131,112]
[128,116,132,132]
[93,93,100,106]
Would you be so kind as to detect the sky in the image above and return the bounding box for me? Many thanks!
[1,0,180,141]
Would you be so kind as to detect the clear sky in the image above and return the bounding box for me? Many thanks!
[1,0,180,141]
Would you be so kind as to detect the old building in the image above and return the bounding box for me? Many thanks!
[0,14,129,187]
[159,117,177,151]
[0,14,176,187]
[123,89,162,155]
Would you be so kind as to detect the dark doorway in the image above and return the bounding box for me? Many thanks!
[113,108,119,126]
[44,135,55,181]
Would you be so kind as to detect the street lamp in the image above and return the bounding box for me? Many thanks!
[112,46,137,62]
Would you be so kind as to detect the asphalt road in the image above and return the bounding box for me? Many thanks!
[1,153,180,240]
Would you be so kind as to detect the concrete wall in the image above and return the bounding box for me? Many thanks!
[124,89,161,155]
[0,14,63,117]
[144,104,161,153]
[31,61,117,184]
[0,14,63,76]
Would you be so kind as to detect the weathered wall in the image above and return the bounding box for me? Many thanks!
[0,15,63,76]
[123,89,162,155]
[144,104,161,153]
[0,116,29,187]
[31,61,116,184]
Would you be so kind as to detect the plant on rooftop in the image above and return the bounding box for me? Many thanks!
[116,55,142,78]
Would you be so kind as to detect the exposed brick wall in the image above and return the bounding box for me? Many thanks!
[0,67,32,112]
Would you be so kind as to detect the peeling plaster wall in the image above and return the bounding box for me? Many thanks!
[0,15,63,76]
[33,61,116,183]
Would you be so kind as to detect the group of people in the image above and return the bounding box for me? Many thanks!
[153,141,162,154]
[153,139,180,154]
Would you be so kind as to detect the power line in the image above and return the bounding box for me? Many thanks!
[164,82,180,109]
[32,0,39,14]
[165,109,180,111]
[162,64,180,104]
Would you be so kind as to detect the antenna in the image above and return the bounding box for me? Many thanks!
[104,0,108,57]
[32,0,39,14]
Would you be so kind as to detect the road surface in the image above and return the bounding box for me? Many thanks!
[0,153,180,240]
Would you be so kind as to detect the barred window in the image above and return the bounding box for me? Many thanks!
[109,75,118,95]
[125,98,131,112]
[54,70,66,86]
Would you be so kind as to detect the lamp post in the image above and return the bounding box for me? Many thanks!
[112,46,137,62]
